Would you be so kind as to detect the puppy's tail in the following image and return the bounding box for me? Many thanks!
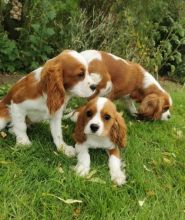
[0,100,10,130]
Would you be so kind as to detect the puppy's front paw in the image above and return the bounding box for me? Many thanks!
[58,144,76,157]
[111,171,127,186]
[16,138,32,148]
[64,145,76,157]
[75,164,90,177]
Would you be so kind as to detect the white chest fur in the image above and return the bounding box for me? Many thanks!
[85,135,114,150]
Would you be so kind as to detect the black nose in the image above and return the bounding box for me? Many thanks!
[167,115,171,119]
[90,84,96,91]
[90,124,99,132]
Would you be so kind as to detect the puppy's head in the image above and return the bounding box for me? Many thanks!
[73,97,126,148]
[138,93,172,121]
[88,70,112,98]
[41,50,97,114]
[80,53,113,99]
[61,50,97,98]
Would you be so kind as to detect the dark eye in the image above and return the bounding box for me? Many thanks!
[78,72,85,78]
[104,114,111,121]
[86,110,93,117]
[163,106,169,112]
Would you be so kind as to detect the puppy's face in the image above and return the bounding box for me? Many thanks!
[80,51,112,98]
[89,72,112,98]
[84,60,112,99]
[138,94,172,121]
[84,97,116,136]
[62,50,97,98]
[73,97,127,148]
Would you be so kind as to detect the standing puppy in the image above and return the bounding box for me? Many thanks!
[73,97,127,186]
[0,50,96,157]
[79,50,172,121]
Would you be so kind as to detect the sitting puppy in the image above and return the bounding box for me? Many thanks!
[73,97,127,186]
[66,50,172,121]
[0,50,96,157]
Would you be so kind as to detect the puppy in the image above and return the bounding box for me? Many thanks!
[73,97,127,186]
[0,50,96,157]
[66,50,172,121]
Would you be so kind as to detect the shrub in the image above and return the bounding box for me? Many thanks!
[0,32,20,72]
[17,1,56,71]
[109,0,185,81]
[0,0,185,83]
[56,10,116,52]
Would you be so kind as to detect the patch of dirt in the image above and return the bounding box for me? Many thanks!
[160,78,184,91]
[0,73,22,86]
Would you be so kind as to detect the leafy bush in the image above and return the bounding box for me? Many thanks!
[0,32,20,72]
[151,15,185,78]
[0,0,185,83]
[108,1,185,81]
[17,1,56,70]
[57,10,116,51]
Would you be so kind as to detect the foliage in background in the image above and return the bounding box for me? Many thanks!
[0,32,19,72]
[0,0,185,83]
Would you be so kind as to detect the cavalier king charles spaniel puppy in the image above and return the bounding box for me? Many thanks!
[73,97,127,186]
[0,50,97,157]
[66,50,172,121]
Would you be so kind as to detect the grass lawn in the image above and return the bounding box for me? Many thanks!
[0,81,185,220]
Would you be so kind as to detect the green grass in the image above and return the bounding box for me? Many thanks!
[0,82,185,220]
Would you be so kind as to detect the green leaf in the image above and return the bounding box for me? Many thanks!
[7,65,15,72]
[174,52,182,64]
[177,28,185,37]
[170,65,175,73]
[163,41,172,54]
[47,10,56,20]
[31,24,40,32]
[29,35,39,44]
[45,28,55,36]
[169,56,175,61]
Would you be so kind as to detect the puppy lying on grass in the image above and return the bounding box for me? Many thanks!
[73,97,127,186]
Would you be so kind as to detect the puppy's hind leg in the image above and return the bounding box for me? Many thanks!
[0,101,10,130]
[10,103,31,146]
[123,96,138,117]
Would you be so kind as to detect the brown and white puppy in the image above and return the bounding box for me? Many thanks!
[66,50,172,121]
[73,97,127,186]
[0,50,96,156]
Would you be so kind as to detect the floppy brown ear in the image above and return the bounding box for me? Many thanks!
[138,94,163,120]
[73,106,87,143]
[42,60,65,114]
[153,97,164,120]
[110,112,127,148]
